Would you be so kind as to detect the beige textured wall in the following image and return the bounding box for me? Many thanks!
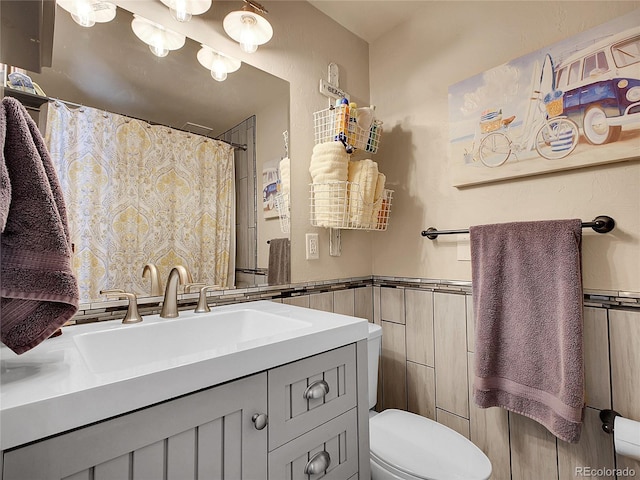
[370,2,640,291]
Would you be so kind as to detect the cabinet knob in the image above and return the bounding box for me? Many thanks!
[304,451,331,475]
[303,380,329,400]
[251,413,268,430]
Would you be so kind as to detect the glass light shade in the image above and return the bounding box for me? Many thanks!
[159,0,212,22]
[197,45,242,81]
[57,0,116,27]
[223,8,273,53]
[131,15,186,57]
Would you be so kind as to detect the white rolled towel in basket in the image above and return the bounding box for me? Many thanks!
[370,173,386,227]
[347,159,379,228]
[279,157,290,195]
[309,142,350,227]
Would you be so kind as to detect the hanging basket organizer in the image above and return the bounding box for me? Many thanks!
[313,105,382,153]
[274,192,290,234]
[309,182,393,231]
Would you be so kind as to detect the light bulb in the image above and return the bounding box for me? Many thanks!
[71,0,96,27]
[211,69,227,82]
[239,15,259,53]
[170,0,191,22]
[210,55,228,82]
[149,44,169,57]
[149,35,169,57]
[170,8,192,22]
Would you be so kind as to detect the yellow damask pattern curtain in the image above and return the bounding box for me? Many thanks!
[45,102,234,302]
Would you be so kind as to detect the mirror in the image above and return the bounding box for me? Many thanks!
[19,4,290,302]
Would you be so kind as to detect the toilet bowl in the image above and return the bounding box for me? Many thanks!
[367,323,492,480]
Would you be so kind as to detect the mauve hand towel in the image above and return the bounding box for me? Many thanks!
[1,97,79,354]
[268,238,290,286]
[470,219,584,443]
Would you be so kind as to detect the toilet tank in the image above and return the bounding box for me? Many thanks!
[367,323,382,409]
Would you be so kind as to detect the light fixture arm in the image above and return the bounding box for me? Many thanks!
[243,0,268,15]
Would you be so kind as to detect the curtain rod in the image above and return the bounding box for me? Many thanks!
[48,97,247,151]
[421,215,615,240]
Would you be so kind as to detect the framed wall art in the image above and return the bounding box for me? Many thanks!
[449,9,640,187]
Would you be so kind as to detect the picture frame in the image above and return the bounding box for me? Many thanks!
[449,10,640,187]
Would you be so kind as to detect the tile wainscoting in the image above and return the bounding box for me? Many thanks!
[370,282,639,480]
[68,277,639,479]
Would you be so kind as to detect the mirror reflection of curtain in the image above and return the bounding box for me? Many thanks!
[44,102,235,302]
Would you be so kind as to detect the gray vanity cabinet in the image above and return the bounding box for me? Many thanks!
[2,373,268,480]
[268,408,359,479]
[2,342,370,480]
[268,344,359,479]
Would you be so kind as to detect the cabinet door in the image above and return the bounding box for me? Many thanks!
[269,408,359,480]
[3,373,268,480]
[268,344,357,449]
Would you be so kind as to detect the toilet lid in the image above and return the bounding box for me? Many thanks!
[370,409,492,480]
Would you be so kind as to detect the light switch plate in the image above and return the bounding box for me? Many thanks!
[457,234,471,261]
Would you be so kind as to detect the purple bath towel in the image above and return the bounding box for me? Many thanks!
[470,219,584,443]
[1,97,79,354]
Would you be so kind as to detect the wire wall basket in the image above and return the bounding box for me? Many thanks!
[313,105,382,153]
[309,182,393,231]
[275,192,290,234]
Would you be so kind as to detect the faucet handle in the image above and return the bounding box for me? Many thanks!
[195,285,223,313]
[184,282,207,293]
[104,292,143,324]
[100,289,125,294]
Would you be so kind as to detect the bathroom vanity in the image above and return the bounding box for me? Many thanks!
[0,301,370,479]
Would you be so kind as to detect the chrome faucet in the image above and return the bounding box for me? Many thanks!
[142,263,163,297]
[159,267,187,318]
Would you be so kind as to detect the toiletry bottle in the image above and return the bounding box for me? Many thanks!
[348,102,358,143]
[335,97,350,143]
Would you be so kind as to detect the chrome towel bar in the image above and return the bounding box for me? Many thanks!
[421,215,615,240]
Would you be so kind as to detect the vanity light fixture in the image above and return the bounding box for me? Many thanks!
[197,45,241,82]
[159,0,212,23]
[131,15,186,58]
[223,0,273,54]
[57,0,116,28]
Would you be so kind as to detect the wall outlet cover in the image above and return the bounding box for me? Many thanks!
[306,233,319,260]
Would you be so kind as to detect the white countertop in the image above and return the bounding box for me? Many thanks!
[0,301,369,450]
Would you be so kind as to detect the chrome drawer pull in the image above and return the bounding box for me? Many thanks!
[304,451,331,475]
[251,413,268,430]
[303,380,329,400]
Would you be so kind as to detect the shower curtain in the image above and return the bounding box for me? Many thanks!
[45,102,235,302]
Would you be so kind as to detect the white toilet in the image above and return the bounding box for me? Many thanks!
[367,323,492,480]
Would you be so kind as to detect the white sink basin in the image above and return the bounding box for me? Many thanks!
[73,308,311,373]
[1,300,369,450]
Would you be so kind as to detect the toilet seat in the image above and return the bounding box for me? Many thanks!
[369,409,492,480]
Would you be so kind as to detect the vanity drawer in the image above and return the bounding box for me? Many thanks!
[268,344,357,449]
[268,408,358,480]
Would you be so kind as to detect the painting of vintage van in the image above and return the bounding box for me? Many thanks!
[555,26,640,145]
[449,10,640,187]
